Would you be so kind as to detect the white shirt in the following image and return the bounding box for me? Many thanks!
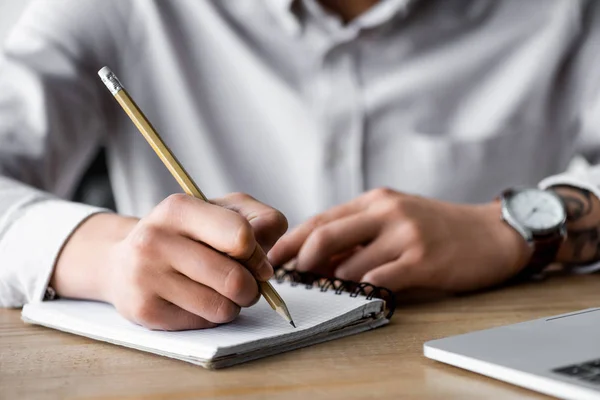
[2,0,600,307]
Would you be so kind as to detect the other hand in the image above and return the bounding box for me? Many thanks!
[269,188,531,293]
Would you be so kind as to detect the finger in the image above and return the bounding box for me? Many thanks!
[294,213,381,273]
[325,246,363,274]
[302,246,362,278]
[157,271,241,324]
[130,297,217,331]
[360,256,417,292]
[213,193,288,253]
[333,236,403,282]
[154,234,258,306]
[269,198,366,267]
[147,194,272,280]
[243,244,274,282]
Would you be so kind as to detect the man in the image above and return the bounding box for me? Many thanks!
[1,0,600,331]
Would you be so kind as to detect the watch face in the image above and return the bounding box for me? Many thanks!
[507,189,566,231]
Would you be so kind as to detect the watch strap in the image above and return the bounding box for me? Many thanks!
[513,231,564,281]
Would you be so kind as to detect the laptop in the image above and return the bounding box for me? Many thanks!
[424,307,600,400]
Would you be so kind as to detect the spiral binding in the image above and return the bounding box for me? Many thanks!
[273,267,397,319]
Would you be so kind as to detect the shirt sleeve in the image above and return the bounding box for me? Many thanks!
[0,0,131,307]
[537,0,600,274]
[0,196,104,307]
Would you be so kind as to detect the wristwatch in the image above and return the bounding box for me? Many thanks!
[500,187,567,280]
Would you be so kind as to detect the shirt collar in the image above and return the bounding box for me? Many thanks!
[264,0,420,37]
[264,0,302,37]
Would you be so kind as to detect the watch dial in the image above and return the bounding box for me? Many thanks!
[508,189,566,231]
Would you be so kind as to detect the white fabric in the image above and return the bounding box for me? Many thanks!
[2,0,600,307]
[0,199,102,307]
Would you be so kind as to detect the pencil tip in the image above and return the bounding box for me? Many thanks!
[290,321,296,328]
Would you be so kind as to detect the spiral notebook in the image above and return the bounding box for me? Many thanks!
[21,270,396,369]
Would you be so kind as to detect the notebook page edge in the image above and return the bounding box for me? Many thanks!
[21,302,216,360]
[211,314,389,369]
[213,298,385,357]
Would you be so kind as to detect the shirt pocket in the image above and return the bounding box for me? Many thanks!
[393,124,571,203]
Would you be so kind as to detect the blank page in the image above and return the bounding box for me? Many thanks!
[22,280,384,360]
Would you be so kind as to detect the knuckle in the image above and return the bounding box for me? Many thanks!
[382,197,404,215]
[129,224,162,256]
[156,193,188,221]
[165,193,189,208]
[227,192,253,202]
[402,220,423,243]
[369,192,403,218]
[369,187,394,201]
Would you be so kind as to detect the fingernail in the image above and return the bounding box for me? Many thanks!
[258,259,274,280]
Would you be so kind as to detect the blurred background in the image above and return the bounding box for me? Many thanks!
[0,0,116,210]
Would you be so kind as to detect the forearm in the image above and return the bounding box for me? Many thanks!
[549,185,600,265]
[51,213,138,302]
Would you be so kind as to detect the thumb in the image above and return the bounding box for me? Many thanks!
[241,243,275,282]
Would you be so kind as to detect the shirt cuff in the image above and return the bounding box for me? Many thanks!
[539,172,600,274]
[0,200,106,307]
[539,173,600,205]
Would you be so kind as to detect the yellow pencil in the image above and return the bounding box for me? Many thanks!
[98,66,295,328]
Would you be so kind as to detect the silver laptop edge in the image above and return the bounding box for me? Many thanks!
[424,307,600,400]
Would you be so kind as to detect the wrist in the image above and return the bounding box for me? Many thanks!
[482,200,534,274]
[496,187,569,282]
[51,213,138,302]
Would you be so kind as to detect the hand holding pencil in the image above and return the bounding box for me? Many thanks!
[95,66,295,329]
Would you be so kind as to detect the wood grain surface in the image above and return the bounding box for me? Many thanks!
[1,273,598,399]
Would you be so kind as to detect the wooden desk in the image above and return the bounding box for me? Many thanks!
[1,274,598,399]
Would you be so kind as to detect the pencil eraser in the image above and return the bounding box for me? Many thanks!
[98,66,123,95]
[98,66,112,80]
